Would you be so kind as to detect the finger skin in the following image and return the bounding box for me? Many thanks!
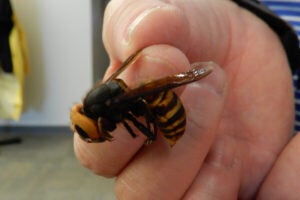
[183,133,242,200]
[257,133,300,199]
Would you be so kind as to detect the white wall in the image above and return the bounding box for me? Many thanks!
[0,0,93,126]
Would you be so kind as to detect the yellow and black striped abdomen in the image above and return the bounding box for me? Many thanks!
[145,90,186,146]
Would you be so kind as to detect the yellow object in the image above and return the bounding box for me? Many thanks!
[0,15,29,120]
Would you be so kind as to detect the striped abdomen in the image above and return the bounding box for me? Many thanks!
[145,90,186,146]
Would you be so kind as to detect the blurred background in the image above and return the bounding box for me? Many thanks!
[0,0,116,199]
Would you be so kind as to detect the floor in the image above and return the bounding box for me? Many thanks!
[0,127,116,200]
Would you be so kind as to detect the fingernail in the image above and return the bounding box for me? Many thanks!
[192,62,227,97]
[124,5,165,45]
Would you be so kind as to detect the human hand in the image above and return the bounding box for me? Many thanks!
[74,0,295,199]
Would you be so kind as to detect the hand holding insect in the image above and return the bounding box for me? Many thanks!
[73,0,297,199]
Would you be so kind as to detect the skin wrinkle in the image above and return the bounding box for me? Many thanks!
[204,138,238,170]
[188,173,234,200]
[183,135,242,200]
[220,2,267,84]
[73,135,109,176]
[221,4,235,68]
[222,16,249,83]
[116,144,177,199]
[116,169,140,198]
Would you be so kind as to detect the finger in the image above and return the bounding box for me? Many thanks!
[183,133,242,199]
[115,61,227,199]
[74,45,192,177]
[103,0,190,60]
[257,133,300,199]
